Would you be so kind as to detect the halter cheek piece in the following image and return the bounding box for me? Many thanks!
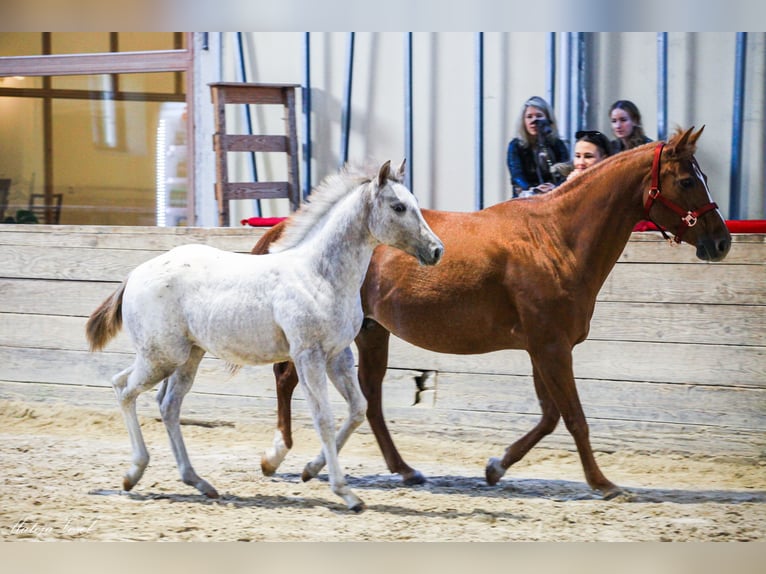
[643,142,719,244]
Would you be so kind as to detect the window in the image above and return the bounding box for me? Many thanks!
[0,33,193,225]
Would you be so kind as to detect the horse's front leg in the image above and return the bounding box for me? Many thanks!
[294,350,364,512]
[157,347,219,498]
[520,341,622,499]
[261,361,300,476]
[486,363,562,485]
[301,347,367,481]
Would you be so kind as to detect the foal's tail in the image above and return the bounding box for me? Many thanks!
[86,281,126,352]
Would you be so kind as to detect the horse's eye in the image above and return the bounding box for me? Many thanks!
[391,203,407,214]
[679,177,695,189]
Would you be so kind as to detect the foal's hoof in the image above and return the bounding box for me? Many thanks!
[485,457,505,486]
[122,476,136,492]
[350,502,366,514]
[301,468,315,483]
[203,487,220,499]
[402,470,427,486]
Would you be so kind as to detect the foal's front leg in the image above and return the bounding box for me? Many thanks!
[301,347,367,481]
[294,349,365,512]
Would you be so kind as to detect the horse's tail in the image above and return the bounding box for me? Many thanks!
[86,281,126,352]
[251,220,288,255]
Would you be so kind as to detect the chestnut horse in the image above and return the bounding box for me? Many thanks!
[252,127,731,499]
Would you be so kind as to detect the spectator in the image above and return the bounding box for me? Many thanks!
[609,100,652,153]
[566,130,612,181]
[507,96,570,198]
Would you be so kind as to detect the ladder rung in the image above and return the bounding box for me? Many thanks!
[212,84,292,105]
[222,182,291,200]
[214,134,289,153]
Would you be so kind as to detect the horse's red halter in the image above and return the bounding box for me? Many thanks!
[643,142,719,244]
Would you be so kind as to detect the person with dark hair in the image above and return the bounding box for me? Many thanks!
[507,96,570,198]
[565,130,612,181]
[609,100,652,153]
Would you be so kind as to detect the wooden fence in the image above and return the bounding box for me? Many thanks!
[0,224,763,458]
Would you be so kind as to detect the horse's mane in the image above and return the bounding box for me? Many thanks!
[546,126,698,200]
[269,164,375,253]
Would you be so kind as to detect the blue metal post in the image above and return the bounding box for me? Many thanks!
[236,32,261,216]
[404,32,413,193]
[546,33,556,111]
[302,32,312,199]
[475,32,484,211]
[339,32,355,168]
[657,32,668,141]
[729,32,747,220]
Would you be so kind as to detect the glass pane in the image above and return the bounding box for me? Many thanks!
[51,71,185,95]
[0,33,183,57]
[0,74,189,226]
[0,33,42,56]
[51,33,110,55]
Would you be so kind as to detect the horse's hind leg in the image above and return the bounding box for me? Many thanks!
[157,347,218,498]
[301,347,367,481]
[294,349,364,512]
[261,361,299,477]
[111,359,168,491]
[486,364,561,485]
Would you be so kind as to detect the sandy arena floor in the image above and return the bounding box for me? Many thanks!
[1,396,764,542]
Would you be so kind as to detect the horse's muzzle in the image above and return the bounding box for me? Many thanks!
[696,233,731,262]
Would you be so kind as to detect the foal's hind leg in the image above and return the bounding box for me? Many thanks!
[111,359,169,491]
[486,364,561,485]
[157,347,219,498]
[301,347,367,481]
[261,361,299,477]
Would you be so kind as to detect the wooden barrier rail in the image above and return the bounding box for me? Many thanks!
[0,225,763,457]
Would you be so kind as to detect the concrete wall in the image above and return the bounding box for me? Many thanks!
[214,32,765,222]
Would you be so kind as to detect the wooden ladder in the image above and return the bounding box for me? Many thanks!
[210,82,301,226]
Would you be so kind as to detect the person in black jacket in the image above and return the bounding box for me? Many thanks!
[507,96,569,198]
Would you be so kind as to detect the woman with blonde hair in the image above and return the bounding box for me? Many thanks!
[506,96,569,198]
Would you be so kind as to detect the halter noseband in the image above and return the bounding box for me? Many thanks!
[642,142,718,244]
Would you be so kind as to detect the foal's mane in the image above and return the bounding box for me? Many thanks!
[269,164,374,253]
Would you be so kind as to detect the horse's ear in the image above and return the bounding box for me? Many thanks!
[377,160,392,187]
[667,126,698,158]
[688,125,705,146]
[394,159,406,182]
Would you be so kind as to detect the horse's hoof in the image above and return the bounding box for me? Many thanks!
[485,457,505,486]
[122,476,136,492]
[402,470,427,486]
[602,485,625,501]
[261,458,277,477]
[301,468,314,482]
